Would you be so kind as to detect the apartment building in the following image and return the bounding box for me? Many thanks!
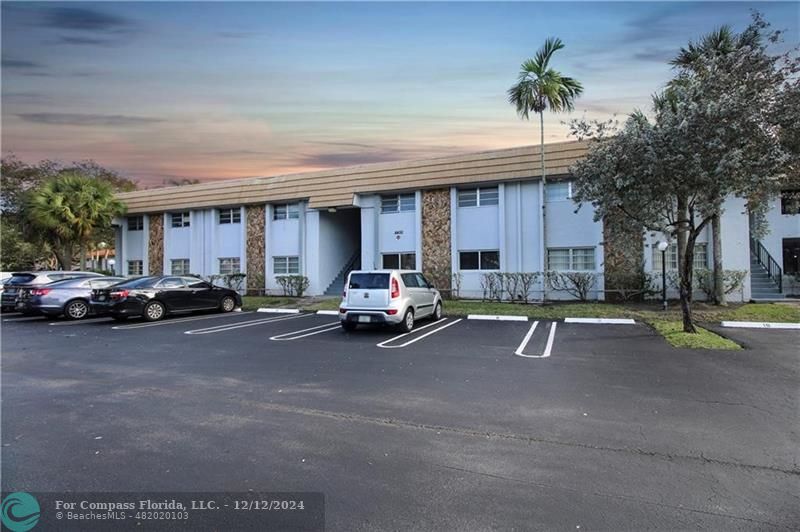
[114,140,799,301]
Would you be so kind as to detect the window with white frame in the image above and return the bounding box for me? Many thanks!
[170,211,190,228]
[380,193,415,214]
[273,203,300,220]
[652,243,708,270]
[127,260,143,275]
[382,252,416,270]
[171,259,190,275]
[218,208,241,224]
[273,256,300,275]
[219,257,241,275]
[547,247,595,270]
[457,187,499,208]
[458,250,500,270]
[127,216,143,231]
[545,181,571,201]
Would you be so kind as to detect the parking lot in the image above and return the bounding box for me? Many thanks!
[2,310,799,530]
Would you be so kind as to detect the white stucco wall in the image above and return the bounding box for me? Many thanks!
[760,196,800,292]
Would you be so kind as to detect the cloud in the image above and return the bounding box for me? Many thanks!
[17,113,164,127]
[2,92,51,104]
[58,36,115,46]
[632,47,677,64]
[2,57,43,69]
[40,7,134,32]
[298,151,400,167]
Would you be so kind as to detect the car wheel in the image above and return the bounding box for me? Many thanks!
[143,301,166,322]
[219,295,236,313]
[64,299,90,320]
[398,308,414,332]
[432,302,443,321]
[341,321,357,332]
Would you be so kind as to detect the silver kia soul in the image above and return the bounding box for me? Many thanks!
[339,270,443,332]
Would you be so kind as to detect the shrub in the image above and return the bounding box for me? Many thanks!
[604,270,659,301]
[451,272,463,299]
[695,268,747,300]
[546,271,598,301]
[480,272,503,302]
[276,275,310,297]
[223,273,247,292]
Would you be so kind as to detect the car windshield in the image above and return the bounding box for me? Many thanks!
[6,274,36,285]
[110,276,158,289]
[349,273,390,289]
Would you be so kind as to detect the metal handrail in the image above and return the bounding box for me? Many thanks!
[750,237,783,292]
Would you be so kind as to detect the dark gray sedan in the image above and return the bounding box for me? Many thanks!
[19,276,126,319]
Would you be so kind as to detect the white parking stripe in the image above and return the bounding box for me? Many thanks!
[257,308,301,314]
[48,317,114,326]
[467,314,528,322]
[514,321,557,359]
[565,317,636,325]
[316,310,339,316]
[113,311,254,330]
[269,322,341,341]
[184,313,310,335]
[377,319,463,349]
[3,316,45,322]
[721,321,800,329]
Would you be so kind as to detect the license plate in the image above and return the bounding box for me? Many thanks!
[358,315,371,323]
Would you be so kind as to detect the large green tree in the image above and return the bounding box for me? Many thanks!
[569,15,798,332]
[27,173,126,270]
[508,37,583,299]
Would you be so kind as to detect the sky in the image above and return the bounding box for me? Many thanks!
[2,1,798,187]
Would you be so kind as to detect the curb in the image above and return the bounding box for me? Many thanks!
[467,314,528,322]
[565,317,636,325]
[257,308,301,314]
[721,321,800,329]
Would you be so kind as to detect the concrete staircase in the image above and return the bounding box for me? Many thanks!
[750,256,784,300]
[324,250,361,296]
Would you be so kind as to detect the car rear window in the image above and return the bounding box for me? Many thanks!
[6,274,36,285]
[349,273,390,289]
[111,276,158,289]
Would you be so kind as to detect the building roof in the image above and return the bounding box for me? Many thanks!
[117,139,590,213]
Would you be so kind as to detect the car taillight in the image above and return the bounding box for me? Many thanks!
[339,307,346,314]
[390,277,400,299]
[110,290,129,300]
[342,288,347,298]
[31,288,51,296]
[386,309,398,315]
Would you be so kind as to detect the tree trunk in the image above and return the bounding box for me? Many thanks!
[79,241,87,270]
[54,243,73,271]
[540,111,548,301]
[676,196,696,333]
[712,213,726,306]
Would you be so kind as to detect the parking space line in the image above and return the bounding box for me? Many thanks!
[113,311,254,330]
[184,313,310,335]
[48,317,115,326]
[269,321,341,341]
[377,318,463,349]
[514,321,557,358]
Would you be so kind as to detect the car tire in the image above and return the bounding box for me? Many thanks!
[64,299,90,320]
[143,301,166,322]
[341,321,357,332]
[219,295,236,313]
[432,302,443,321]
[398,308,414,332]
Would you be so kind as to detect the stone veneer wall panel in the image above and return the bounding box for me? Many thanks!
[148,213,164,275]
[246,205,266,294]
[421,189,452,293]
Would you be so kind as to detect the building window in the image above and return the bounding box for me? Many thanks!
[127,216,143,231]
[218,208,241,224]
[171,259,190,275]
[170,211,190,228]
[458,187,499,208]
[382,253,416,270]
[781,190,800,215]
[273,203,300,220]
[381,193,415,214]
[127,260,143,275]
[547,247,596,271]
[219,257,241,275]
[459,250,500,271]
[783,238,800,275]
[273,256,300,275]
[651,243,708,271]
[545,181,572,202]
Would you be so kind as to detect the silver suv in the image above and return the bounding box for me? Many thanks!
[339,270,443,332]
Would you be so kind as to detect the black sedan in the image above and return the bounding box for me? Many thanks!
[91,275,242,322]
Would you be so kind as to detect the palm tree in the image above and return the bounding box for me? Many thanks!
[508,37,583,300]
[27,173,125,270]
